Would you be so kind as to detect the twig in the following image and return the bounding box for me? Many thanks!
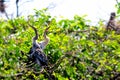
[4,10,9,19]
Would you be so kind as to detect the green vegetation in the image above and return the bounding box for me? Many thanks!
[0,9,120,80]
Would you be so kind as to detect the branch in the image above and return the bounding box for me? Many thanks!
[4,10,9,19]
[16,0,19,17]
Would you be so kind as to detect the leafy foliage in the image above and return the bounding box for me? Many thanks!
[0,9,120,80]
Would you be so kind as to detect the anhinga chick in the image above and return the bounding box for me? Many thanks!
[106,12,116,31]
[28,25,50,67]
[106,12,120,34]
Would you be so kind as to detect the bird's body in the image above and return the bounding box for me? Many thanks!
[29,48,48,66]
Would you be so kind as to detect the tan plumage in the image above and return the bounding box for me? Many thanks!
[106,12,120,34]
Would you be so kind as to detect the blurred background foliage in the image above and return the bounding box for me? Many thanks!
[0,8,120,80]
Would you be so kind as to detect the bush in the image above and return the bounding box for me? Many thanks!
[0,9,120,80]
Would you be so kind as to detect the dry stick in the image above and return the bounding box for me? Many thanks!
[49,55,66,72]
[47,51,75,73]
[25,62,36,68]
